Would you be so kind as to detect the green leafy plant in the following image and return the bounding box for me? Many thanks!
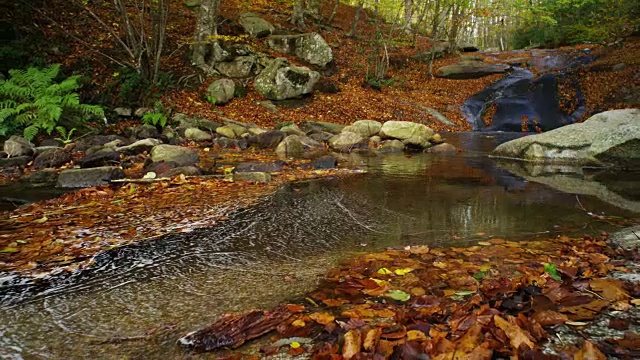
[54,126,76,144]
[0,64,104,140]
[142,101,169,128]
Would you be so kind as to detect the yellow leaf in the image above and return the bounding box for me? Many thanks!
[34,216,48,223]
[291,319,306,327]
[478,241,492,246]
[377,267,392,275]
[433,261,447,269]
[407,330,427,341]
[290,341,301,349]
[394,268,414,276]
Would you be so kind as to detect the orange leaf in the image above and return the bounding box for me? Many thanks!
[309,312,335,325]
[574,340,606,360]
[342,329,361,359]
[493,315,535,350]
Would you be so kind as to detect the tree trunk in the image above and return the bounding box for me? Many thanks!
[191,0,220,69]
[306,0,322,20]
[328,0,340,24]
[291,0,305,27]
[347,1,364,37]
[404,0,413,33]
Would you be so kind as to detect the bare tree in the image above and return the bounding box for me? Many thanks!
[347,1,364,37]
[328,0,340,24]
[191,0,221,70]
[404,0,413,33]
[291,0,306,27]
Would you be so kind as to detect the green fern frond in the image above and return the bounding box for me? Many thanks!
[23,125,39,141]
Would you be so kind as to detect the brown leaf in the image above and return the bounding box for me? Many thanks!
[590,278,629,301]
[532,310,568,326]
[342,329,361,359]
[363,327,382,351]
[493,315,535,350]
[560,300,610,321]
[309,312,335,325]
[574,340,605,360]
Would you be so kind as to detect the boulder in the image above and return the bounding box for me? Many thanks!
[328,132,365,152]
[22,168,58,184]
[214,137,243,149]
[238,12,274,38]
[458,42,480,52]
[0,156,30,167]
[150,145,199,166]
[174,113,220,131]
[426,143,457,154]
[233,172,272,182]
[429,133,444,144]
[134,107,152,117]
[249,130,286,149]
[436,61,510,79]
[403,136,431,150]
[379,121,434,140]
[79,148,120,168]
[378,140,405,153]
[279,123,306,136]
[266,33,333,67]
[3,136,34,157]
[33,148,71,168]
[216,124,247,139]
[39,138,63,147]
[185,128,213,141]
[311,155,337,170]
[342,120,382,138]
[309,131,334,143]
[492,109,640,167]
[145,161,178,177]
[164,166,202,178]
[114,107,132,117]
[57,166,125,188]
[609,225,640,250]
[248,127,268,136]
[134,124,160,139]
[207,79,235,105]
[276,135,305,156]
[254,58,320,100]
[300,121,345,135]
[74,135,129,152]
[116,138,162,155]
[299,135,323,150]
[234,161,284,173]
[215,56,256,78]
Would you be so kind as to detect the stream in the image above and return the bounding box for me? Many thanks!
[1,132,637,359]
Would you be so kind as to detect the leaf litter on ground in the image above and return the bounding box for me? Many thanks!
[180,234,640,359]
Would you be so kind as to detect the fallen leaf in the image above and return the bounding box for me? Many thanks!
[407,330,427,341]
[589,278,629,301]
[394,268,414,276]
[363,327,381,351]
[342,329,361,359]
[493,315,535,350]
[309,312,335,325]
[385,290,411,302]
[574,340,605,360]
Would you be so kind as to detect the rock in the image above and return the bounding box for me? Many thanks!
[116,138,162,155]
[427,143,457,154]
[57,166,125,188]
[266,33,333,67]
[299,135,323,150]
[144,161,178,177]
[79,148,120,168]
[33,148,71,168]
[233,172,272,182]
[254,58,320,100]
[379,121,434,140]
[134,107,152,117]
[276,135,305,156]
[279,123,306,136]
[74,135,129,152]
[238,12,274,38]
[0,156,30,167]
[309,131,334,143]
[311,155,337,170]
[174,113,220,131]
[134,124,160,139]
[458,42,480,52]
[328,132,366,152]
[114,107,132,117]
[3,136,34,157]
[342,120,382,138]
[216,124,247,139]
[34,146,62,156]
[609,225,640,250]
[248,127,268,136]
[185,128,213,141]
[215,56,256,78]
[234,161,284,173]
[257,100,280,114]
[493,109,640,166]
[378,140,405,153]
[150,145,199,166]
[369,135,381,148]
[436,61,510,79]
[222,118,256,129]
[39,138,63,147]
[612,63,627,72]
[300,121,345,135]
[206,79,235,105]
[403,136,430,150]
[429,133,444,144]
[314,78,340,93]
[22,168,58,184]
[164,166,202,178]
[249,130,286,149]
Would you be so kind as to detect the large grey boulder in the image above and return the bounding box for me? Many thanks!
[207,79,235,105]
[492,109,640,167]
[185,128,213,141]
[342,120,382,138]
[3,136,34,157]
[266,33,333,67]
[215,56,256,78]
[328,132,365,152]
[238,12,274,38]
[380,121,434,140]
[254,58,320,100]
[150,145,199,166]
[436,61,510,79]
[57,166,125,188]
[276,135,305,156]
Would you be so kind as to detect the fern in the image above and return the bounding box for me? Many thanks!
[0,64,104,140]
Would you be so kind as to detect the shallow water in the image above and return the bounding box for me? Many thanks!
[0,132,637,359]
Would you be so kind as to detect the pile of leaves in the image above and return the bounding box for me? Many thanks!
[181,235,640,359]
[0,158,360,275]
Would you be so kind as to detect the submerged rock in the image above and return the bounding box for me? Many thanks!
[311,155,337,170]
[57,166,125,188]
[276,135,305,156]
[328,132,365,152]
[493,109,640,167]
[233,171,272,182]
